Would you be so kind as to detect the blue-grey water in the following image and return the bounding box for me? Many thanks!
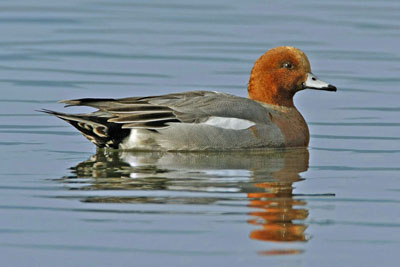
[0,0,399,266]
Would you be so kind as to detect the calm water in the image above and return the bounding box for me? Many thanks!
[0,0,399,266]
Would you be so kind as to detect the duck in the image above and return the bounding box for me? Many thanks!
[42,46,336,151]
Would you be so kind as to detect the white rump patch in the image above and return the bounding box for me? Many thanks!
[119,129,158,150]
[202,116,255,130]
[119,129,139,150]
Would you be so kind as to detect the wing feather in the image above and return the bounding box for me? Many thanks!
[108,112,176,123]
[57,91,271,131]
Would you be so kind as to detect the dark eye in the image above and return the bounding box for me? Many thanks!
[282,62,293,69]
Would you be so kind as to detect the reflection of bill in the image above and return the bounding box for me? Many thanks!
[66,148,310,244]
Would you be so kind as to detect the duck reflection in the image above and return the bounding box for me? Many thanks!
[247,150,308,242]
[62,148,310,243]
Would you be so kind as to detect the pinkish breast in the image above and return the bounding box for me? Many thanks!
[269,107,310,147]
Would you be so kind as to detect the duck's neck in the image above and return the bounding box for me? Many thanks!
[248,74,295,108]
[248,87,295,108]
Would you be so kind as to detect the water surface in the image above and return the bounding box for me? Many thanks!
[0,0,399,266]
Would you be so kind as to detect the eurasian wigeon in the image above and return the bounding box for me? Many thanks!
[43,46,336,150]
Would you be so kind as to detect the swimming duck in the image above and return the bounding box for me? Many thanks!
[43,46,336,150]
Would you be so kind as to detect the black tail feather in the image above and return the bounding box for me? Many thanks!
[39,109,130,148]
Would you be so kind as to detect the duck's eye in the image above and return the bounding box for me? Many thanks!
[282,62,293,69]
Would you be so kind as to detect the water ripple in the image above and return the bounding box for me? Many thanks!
[311,134,400,141]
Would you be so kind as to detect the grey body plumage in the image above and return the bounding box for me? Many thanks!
[42,91,286,150]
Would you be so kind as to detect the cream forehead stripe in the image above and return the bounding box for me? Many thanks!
[284,46,311,70]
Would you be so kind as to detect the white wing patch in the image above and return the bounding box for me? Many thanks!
[202,116,255,130]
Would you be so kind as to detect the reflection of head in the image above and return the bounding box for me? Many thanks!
[247,149,309,242]
[66,148,309,243]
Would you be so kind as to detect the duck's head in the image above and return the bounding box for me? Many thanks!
[248,46,336,107]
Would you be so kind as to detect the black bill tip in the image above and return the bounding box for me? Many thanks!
[326,84,337,92]
[304,84,337,92]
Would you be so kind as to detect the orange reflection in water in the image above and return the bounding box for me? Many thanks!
[258,249,304,256]
[247,150,309,243]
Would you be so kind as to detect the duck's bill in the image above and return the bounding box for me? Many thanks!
[303,73,337,92]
